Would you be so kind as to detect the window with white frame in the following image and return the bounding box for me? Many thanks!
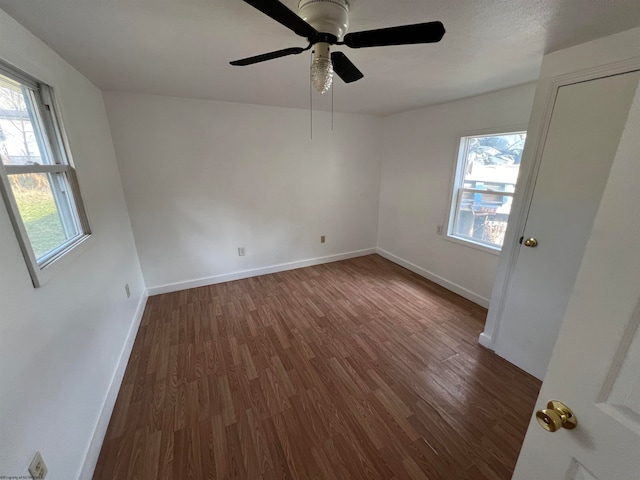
[0,63,90,286]
[447,131,526,250]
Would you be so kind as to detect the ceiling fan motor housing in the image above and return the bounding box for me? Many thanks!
[298,0,349,40]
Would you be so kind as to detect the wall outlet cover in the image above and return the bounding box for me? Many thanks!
[28,451,47,479]
[320,235,326,243]
[238,247,246,256]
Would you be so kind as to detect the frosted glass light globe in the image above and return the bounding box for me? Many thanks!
[311,57,334,94]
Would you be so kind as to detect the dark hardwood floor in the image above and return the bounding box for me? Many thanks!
[94,254,541,479]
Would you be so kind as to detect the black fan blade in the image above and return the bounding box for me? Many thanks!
[331,52,364,83]
[343,21,445,49]
[230,47,306,66]
[242,0,317,39]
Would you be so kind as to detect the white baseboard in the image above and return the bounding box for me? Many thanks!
[78,290,148,479]
[478,332,495,350]
[375,248,490,308]
[147,248,378,296]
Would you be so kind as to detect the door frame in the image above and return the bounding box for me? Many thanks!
[480,56,640,353]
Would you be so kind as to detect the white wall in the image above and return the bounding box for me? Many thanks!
[103,92,383,292]
[377,84,537,306]
[0,8,145,480]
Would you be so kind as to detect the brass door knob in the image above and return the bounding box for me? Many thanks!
[536,400,577,432]
[523,237,538,248]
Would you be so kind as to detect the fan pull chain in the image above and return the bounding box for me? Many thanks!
[331,81,334,131]
[309,50,313,140]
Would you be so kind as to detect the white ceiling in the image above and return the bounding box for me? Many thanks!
[1,0,639,115]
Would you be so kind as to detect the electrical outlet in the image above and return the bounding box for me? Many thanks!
[436,225,444,235]
[125,283,131,298]
[320,235,326,244]
[238,247,246,257]
[28,452,47,479]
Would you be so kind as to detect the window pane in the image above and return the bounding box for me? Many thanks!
[0,74,52,166]
[462,133,525,186]
[451,132,526,249]
[452,191,513,247]
[9,172,80,260]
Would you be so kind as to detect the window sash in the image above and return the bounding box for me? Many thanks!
[38,229,84,268]
[0,61,38,90]
[0,62,91,286]
[2,167,88,263]
[5,164,68,174]
[446,131,525,252]
[10,168,87,242]
[451,187,511,249]
[453,188,514,219]
[457,187,515,197]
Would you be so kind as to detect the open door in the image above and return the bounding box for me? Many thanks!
[513,78,640,478]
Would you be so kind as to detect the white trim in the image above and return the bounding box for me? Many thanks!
[443,234,501,256]
[478,332,495,350]
[445,136,468,236]
[375,247,490,308]
[454,124,530,140]
[146,248,377,296]
[77,290,149,480]
[35,233,96,287]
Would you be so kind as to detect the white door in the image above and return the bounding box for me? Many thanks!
[493,70,640,379]
[513,77,640,479]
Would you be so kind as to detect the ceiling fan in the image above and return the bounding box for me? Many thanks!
[230,0,445,94]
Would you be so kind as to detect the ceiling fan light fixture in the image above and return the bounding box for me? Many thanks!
[311,42,333,94]
[231,0,446,94]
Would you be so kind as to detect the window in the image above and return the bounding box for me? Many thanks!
[447,131,526,251]
[0,63,90,286]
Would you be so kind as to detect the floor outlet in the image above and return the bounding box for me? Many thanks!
[28,452,47,479]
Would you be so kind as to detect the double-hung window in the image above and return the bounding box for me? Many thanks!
[447,131,526,251]
[0,63,90,286]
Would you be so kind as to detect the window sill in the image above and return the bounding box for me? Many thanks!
[443,234,502,256]
[31,233,95,287]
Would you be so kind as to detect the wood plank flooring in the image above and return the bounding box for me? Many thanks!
[94,254,541,479]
